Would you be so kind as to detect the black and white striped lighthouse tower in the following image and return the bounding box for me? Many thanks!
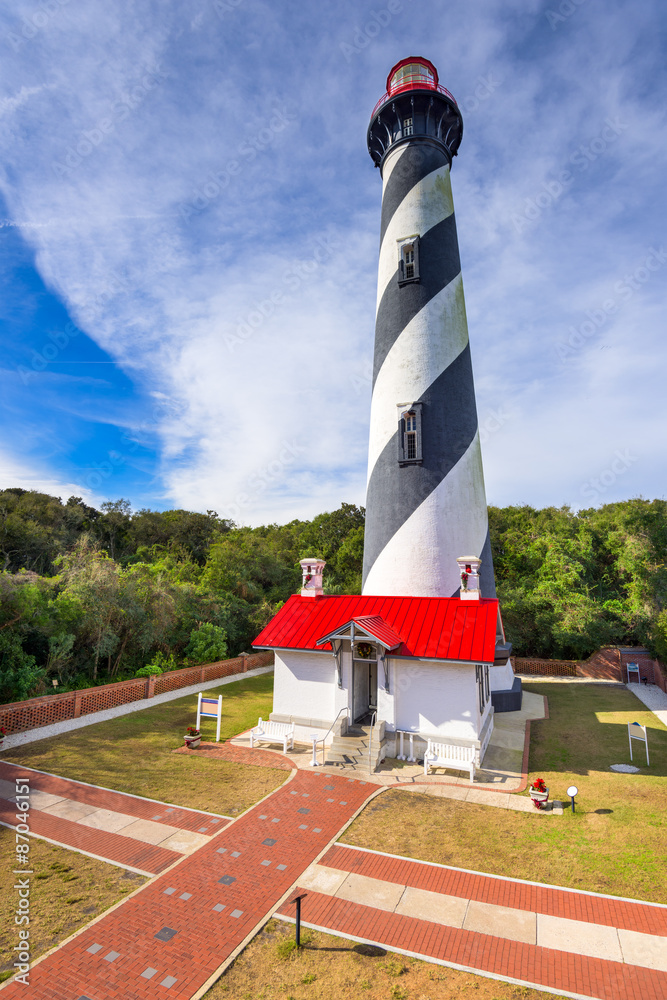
[362,57,496,599]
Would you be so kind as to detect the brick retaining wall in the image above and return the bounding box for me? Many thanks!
[514,646,666,691]
[0,651,274,736]
[513,658,577,677]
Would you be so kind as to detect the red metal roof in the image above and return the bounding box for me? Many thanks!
[253,595,499,664]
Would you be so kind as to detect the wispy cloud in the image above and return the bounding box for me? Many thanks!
[0,0,665,519]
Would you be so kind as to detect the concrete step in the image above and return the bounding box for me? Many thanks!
[330,739,370,753]
[325,737,386,772]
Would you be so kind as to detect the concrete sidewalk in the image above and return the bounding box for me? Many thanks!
[625,681,667,727]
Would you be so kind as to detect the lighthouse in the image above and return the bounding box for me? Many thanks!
[254,57,518,763]
[362,57,496,600]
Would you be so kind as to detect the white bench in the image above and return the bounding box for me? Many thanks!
[250,718,295,753]
[423,740,476,783]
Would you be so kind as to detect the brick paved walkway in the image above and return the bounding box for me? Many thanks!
[0,769,377,999]
[2,758,666,1000]
[0,762,231,875]
[277,844,667,1000]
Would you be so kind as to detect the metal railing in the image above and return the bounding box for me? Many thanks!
[313,706,350,766]
[370,83,458,119]
[368,710,377,773]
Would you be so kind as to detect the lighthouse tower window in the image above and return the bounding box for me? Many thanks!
[398,403,423,465]
[405,412,417,459]
[398,236,420,285]
[403,116,413,137]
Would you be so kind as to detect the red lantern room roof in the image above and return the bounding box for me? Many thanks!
[371,56,457,119]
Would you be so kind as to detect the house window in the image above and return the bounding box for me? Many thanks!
[403,116,413,137]
[476,666,485,713]
[398,403,423,465]
[484,665,490,702]
[398,236,420,285]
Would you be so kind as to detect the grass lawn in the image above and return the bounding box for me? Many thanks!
[342,682,667,902]
[0,827,146,982]
[206,917,559,1000]
[2,673,284,816]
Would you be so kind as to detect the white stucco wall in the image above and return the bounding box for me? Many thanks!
[490,660,516,691]
[271,645,494,749]
[272,649,335,722]
[392,659,488,742]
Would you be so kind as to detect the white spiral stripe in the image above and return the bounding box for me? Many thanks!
[376,161,455,311]
[366,273,468,483]
[363,432,489,597]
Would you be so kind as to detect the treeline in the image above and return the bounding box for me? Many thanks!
[0,489,364,703]
[491,500,667,662]
[0,489,665,703]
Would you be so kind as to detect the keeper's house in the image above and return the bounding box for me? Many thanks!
[253,558,516,766]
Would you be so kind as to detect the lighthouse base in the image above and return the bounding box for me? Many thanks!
[491,676,523,713]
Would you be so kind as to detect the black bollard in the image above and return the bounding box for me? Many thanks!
[288,893,307,948]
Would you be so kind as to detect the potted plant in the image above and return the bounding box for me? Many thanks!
[184,726,201,749]
[529,777,549,809]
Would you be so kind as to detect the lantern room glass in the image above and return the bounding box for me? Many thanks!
[389,61,435,93]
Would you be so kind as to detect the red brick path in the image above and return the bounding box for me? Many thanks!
[321,845,667,937]
[0,761,229,833]
[0,797,180,875]
[0,761,231,875]
[279,889,667,1000]
[0,770,378,998]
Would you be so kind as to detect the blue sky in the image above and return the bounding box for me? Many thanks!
[0,0,665,523]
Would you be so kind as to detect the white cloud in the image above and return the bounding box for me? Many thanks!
[0,448,105,508]
[0,0,665,521]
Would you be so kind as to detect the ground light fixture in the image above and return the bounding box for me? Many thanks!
[566,785,578,813]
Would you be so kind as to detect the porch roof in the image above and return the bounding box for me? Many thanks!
[253,594,499,664]
[316,613,404,650]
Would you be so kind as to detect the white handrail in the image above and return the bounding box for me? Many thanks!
[314,706,350,765]
[368,710,377,773]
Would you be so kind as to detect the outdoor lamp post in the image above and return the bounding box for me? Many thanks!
[287,893,308,947]
[566,785,578,813]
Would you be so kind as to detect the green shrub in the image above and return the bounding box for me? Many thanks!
[185,622,228,665]
[135,662,163,677]
[135,651,178,677]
